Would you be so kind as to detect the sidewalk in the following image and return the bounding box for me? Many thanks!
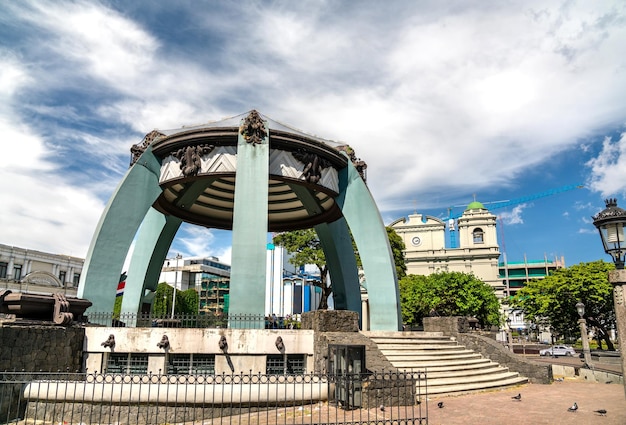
[427,379,626,425]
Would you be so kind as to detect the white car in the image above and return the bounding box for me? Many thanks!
[539,345,577,357]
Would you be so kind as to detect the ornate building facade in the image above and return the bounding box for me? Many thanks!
[0,243,83,296]
[389,201,503,295]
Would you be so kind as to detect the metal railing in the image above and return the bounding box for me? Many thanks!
[0,370,428,424]
[83,312,298,329]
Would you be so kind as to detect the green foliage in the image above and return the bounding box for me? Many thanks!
[386,227,407,279]
[153,282,199,315]
[399,271,501,327]
[273,228,326,271]
[178,287,200,313]
[273,226,408,310]
[273,229,331,309]
[511,260,615,349]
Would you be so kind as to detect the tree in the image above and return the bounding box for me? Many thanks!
[399,271,501,328]
[387,227,407,279]
[153,282,199,316]
[273,226,406,310]
[273,229,332,309]
[511,260,615,350]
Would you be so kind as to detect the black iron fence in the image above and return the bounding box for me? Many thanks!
[84,312,298,329]
[0,370,428,424]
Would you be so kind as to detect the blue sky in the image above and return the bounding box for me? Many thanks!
[1,1,625,268]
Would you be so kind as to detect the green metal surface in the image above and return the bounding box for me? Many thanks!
[121,207,182,314]
[289,184,361,315]
[78,147,163,313]
[314,219,362,314]
[227,119,270,328]
[335,158,402,330]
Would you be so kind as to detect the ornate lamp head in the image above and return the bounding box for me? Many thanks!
[593,198,626,269]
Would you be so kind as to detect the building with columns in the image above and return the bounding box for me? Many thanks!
[389,201,503,295]
[0,243,83,296]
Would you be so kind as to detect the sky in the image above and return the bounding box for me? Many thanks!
[1,0,625,268]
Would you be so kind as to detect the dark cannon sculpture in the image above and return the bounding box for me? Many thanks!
[0,289,92,325]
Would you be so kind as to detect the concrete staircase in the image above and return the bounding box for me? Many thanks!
[363,331,528,396]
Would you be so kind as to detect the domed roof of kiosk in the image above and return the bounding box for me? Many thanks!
[157,111,345,148]
[141,111,362,232]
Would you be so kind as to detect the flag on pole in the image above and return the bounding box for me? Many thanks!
[116,272,127,297]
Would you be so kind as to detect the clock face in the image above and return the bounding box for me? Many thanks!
[411,236,422,247]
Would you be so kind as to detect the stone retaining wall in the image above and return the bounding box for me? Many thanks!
[0,322,85,421]
[0,322,85,372]
[455,332,552,384]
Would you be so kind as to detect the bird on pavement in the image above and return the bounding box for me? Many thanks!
[438,402,444,409]
[594,409,607,416]
[568,402,578,412]
[512,393,521,401]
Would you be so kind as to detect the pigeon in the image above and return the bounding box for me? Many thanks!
[568,402,578,412]
[512,393,521,401]
[437,402,444,409]
[594,409,607,416]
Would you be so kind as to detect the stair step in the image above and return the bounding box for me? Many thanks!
[427,371,520,387]
[364,331,530,397]
[398,360,500,372]
[424,376,528,395]
[384,350,477,358]
[363,331,445,338]
[371,338,457,345]
[419,366,509,379]
[387,354,488,367]
[374,344,464,350]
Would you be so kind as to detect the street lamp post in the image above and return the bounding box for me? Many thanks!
[592,198,626,397]
[171,254,182,319]
[506,317,514,353]
[575,302,593,368]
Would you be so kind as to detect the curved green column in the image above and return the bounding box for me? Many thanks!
[315,219,362,315]
[336,160,402,330]
[121,207,182,316]
[289,184,361,316]
[78,147,163,313]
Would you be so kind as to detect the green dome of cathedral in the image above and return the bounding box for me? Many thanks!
[465,201,486,210]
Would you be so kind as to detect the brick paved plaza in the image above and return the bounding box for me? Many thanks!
[427,379,625,425]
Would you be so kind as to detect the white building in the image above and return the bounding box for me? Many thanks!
[389,201,503,295]
[265,244,322,318]
[0,243,83,296]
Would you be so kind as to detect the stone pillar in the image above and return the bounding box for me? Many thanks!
[608,269,626,399]
[578,318,593,367]
[228,112,269,328]
[301,310,360,332]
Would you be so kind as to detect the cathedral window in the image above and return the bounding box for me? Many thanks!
[473,228,484,244]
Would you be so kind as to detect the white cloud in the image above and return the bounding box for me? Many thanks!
[586,133,626,197]
[175,226,233,264]
[18,0,159,89]
[498,204,528,225]
[0,42,104,256]
[1,0,626,263]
